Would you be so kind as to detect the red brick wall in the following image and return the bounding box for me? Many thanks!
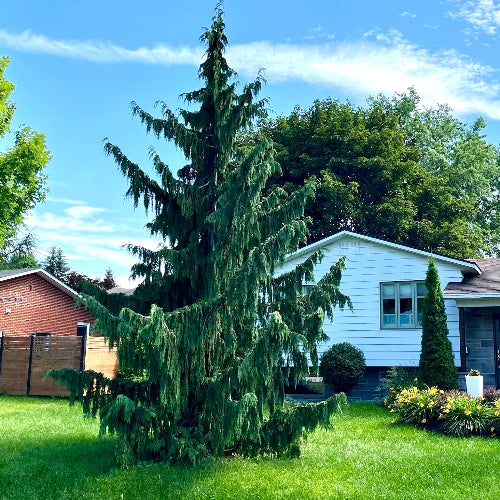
[0,274,94,337]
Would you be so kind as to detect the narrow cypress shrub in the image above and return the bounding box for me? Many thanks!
[419,259,458,390]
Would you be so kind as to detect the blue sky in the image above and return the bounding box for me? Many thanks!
[1,0,499,287]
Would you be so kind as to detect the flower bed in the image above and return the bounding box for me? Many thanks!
[387,386,500,437]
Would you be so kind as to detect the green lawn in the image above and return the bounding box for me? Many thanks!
[1,396,499,499]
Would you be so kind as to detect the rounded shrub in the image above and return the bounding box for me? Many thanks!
[320,342,365,394]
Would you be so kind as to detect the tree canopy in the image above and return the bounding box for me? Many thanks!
[260,90,500,259]
[51,7,348,466]
[0,56,50,246]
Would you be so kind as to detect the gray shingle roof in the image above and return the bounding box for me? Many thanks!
[444,258,500,295]
[0,268,38,279]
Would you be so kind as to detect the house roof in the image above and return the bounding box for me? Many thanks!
[444,258,500,296]
[107,286,136,296]
[284,231,480,275]
[0,268,79,299]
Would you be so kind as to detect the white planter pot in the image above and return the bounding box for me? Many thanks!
[465,375,483,397]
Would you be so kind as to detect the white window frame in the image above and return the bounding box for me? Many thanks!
[380,281,427,329]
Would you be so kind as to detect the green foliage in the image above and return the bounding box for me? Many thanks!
[0,57,49,246]
[388,386,500,438]
[378,366,420,405]
[258,89,499,259]
[52,7,348,466]
[419,259,458,390]
[0,230,38,270]
[320,342,365,394]
[42,246,70,281]
[438,393,490,437]
[388,386,442,427]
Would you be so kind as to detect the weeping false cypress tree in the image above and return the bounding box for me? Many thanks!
[419,259,458,390]
[50,7,349,466]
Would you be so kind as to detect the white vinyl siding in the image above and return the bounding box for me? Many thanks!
[278,235,468,367]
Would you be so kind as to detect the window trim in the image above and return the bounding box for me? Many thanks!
[380,281,426,329]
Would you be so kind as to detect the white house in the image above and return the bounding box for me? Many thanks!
[279,231,500,398]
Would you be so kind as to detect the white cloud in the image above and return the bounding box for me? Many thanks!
[25,202,161,281]
[228,36,500,120]
[0,29,203,65]
[448,0,500,35]
[401,12,417,18]
[0,27,499,119]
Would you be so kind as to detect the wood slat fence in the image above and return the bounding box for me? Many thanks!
[0,335,118,396]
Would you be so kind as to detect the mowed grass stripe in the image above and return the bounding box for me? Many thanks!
[0,397,499,499]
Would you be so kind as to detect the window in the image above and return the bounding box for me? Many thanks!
[77,322,90,337]
[381,281,427,328]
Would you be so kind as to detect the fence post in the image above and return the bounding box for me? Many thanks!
[26,334,35,396]
[80,334,87,371]
[0,332,4,383]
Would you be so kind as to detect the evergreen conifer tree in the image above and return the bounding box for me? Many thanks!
[43,246,70,281]
[419,259,458,390]
[51,6,349,465]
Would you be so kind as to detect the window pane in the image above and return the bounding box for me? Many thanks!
[399,297,413,325]
[417,283,427,297]
[382,297,396,326]
[399,283,412,298]
[382,284,395,298]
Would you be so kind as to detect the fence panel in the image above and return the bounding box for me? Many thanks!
[84,336,118,379]
[0,337,31,395]
[29,336,83,396]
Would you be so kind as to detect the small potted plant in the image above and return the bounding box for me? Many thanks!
[465,369,483,397]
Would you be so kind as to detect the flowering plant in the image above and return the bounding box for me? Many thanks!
[438,393,489,436]
[389,386,441,427]
[467,369,481,376]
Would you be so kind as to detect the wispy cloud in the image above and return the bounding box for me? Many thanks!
[27,204,160,286]
[448,0,500,35]
[0,27,499,119]
[0,29,202,65]
[401,12,417,18]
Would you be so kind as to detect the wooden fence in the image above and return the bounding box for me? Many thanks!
[0,335,118,396]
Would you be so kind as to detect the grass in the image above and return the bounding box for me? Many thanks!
[1,396,500,499]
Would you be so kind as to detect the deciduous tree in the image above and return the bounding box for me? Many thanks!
[0,56,49,246]
[260,90,499,259]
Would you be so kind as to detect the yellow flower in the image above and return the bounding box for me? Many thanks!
[421,419,427,424]
[464,410,472,416]
[491,427,495,432]
[414,378,418,382]
[391,420,396,424]
[419,402,424,407]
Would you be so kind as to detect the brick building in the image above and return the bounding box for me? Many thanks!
[0,268,95,337]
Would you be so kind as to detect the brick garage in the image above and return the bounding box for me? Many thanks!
[0,269,94,337]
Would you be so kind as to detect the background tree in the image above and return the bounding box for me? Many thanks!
[260,90,499,259]
[418,259,458,390]
[51,8,349,466]
[42,246,70,281]
[0,56,50,246]
[0,230,38,270]
[101,267,117,290]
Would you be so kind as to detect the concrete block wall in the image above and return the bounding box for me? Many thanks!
[463,307,499,388]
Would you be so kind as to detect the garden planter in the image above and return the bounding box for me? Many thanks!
[465,375,483,397]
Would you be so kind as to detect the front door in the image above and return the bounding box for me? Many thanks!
[494,316,500,388]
